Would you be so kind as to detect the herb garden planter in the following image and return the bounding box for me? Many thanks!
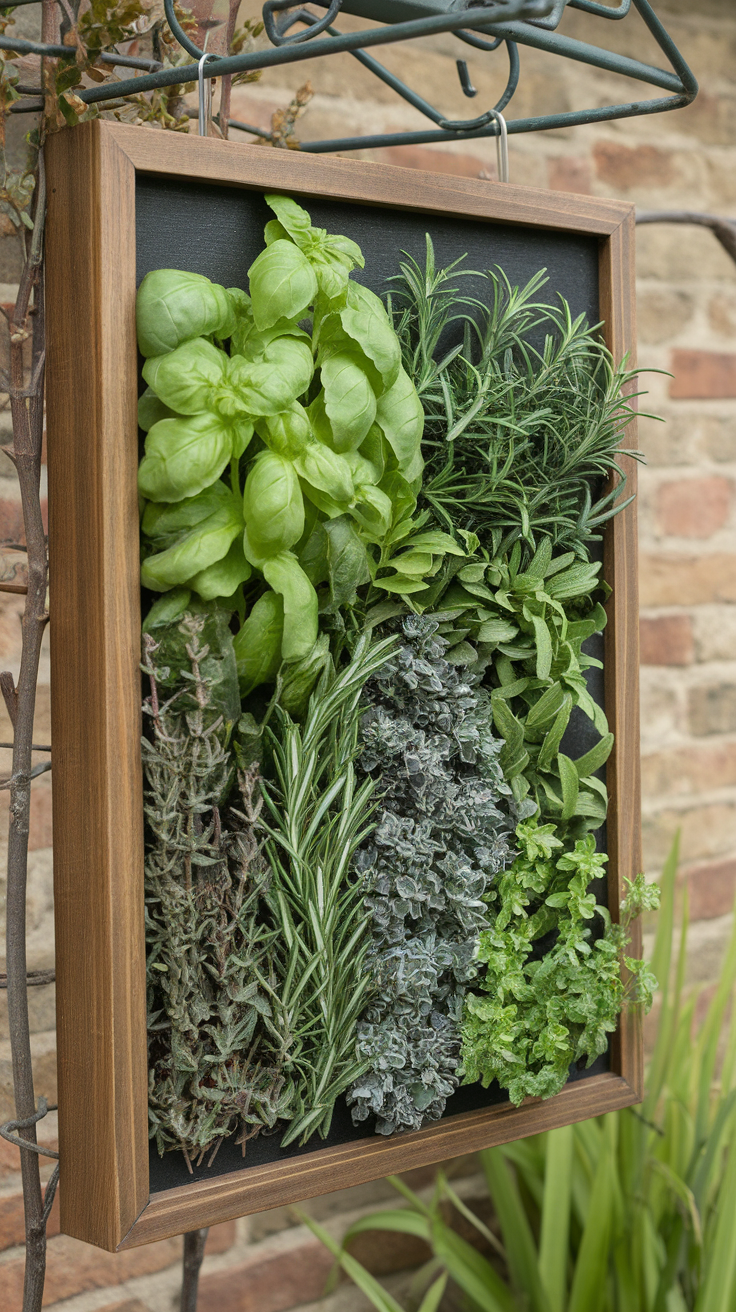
[46,120,642,1253]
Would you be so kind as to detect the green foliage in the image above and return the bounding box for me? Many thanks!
[390,237,644,563]
[137,195,441,694]
[348,615,515,1135]
[311,836,736,1312]
[460,817,658,1104]
[258,633,398,1146]
[142,616,290,1163]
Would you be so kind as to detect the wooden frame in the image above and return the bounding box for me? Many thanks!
[46,119,641,1253]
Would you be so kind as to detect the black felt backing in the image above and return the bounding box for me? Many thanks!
[136,175,608,1196]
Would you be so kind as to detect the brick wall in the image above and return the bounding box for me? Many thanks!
[1,2,735,1308]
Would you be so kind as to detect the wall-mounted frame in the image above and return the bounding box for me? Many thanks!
[46,119,641,1254]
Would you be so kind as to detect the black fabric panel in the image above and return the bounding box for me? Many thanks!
[137,175,608,1196]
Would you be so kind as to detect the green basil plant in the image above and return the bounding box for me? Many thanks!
[137,195,443,693]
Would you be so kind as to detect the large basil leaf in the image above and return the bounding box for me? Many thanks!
[375,366,424,483]
[142,480,233,544]
[349,482,393,539]
[141,492,244,591]
[188,538,251,600]
[321,352,377,451]
[242,451,305,558]
[264,194,313,245]
[293,441,354,505]
[248,240,318,330]
[233,590,284,695]
[138,413,234,503]
[138,388,176,433]
[142,337,228,415]
[261,550,319,661]
[339,282,401,392]
[136,269,233,358]
[233,336,314,416]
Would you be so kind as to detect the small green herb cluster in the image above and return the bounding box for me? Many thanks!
[139,203,653,1159]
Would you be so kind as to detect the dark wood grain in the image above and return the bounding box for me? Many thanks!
[46,119,642,1252]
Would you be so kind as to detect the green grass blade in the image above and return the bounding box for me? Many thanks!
[298,1212,405,1312]
[538,1125,573,1312]
[480,1148,551,1312]
[429,1218,518,1312]
[694,1125,736,1312]
[568,1136,614,1312]
[417,1274,448,1312]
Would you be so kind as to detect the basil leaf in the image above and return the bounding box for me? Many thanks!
[261,551,319,661]
[321,352,377,451]
[280,634,331,719]
[136,269,233,358]
[265,194,313,244]
[339,282,401,391]
[259,402,311,459]
[372,575,430,596]
[138,387,176,433]
[294,441,354,505]
[248,240,318,330]
[141,496,243,591]
[375,366,424,482]
[233,337,314,416]
[142,481,233,543]
[143,337,229,415]
[243,451,305,559]
[349,483,393,539]
[188,538,251,600]
[142,587,191,633]
[264,218,290,246]
[233,590,284,695]
[323,515,371,608]
[138,413,234,503]
[298,521,330,587]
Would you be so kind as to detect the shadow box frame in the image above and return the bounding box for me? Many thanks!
[46,119,642,1254]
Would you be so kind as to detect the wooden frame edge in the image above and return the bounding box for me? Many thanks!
[119,1071,640,1249]
[47,121,642,1251]
[47,122,149,1252]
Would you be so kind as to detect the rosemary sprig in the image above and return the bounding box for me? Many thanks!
[389,238,648,561]
[259,632,397,1146]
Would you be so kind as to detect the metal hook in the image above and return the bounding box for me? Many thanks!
[456,59,477,99]
[489,108,509,183]
[198,50,217,137]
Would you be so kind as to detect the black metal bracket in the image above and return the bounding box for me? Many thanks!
[2,2,698,175]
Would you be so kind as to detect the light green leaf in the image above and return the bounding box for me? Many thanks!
[574,733,614,779]
[324,515,371,607]
[293,441,354,505]
[136,268,233,357]
[243,451,305,559]
[233,591,284,694]
[375,366,424,482]
[558,753,580,822]
[188,537,251,600]
[143,337,228,415]
[138,413,234,503]
[141,491,243,592]
[261,551,319,660]
[322,352,377,451]
[248,239,318,330]
[339,281,401,391]
[138,387,176,433]
[233,336,314,417]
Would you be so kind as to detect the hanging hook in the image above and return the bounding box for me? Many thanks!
[198,50,217,137]
[489,109,509,183]
[456,59,477,99]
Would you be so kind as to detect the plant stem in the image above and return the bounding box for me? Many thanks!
[3,152,50,1312]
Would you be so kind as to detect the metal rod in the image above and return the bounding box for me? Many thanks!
[180,1229,209,1312]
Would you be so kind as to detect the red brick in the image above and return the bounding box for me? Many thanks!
[639,614,693,666]
[0,1185,59,1252]
[639,554,736,607]
[375,145,487,178]
[593,141,675,191]
[670,350,736,399]
[91,1302,150,1312]
[657,478,731,539]
[207,1220,237,1255]
[642,740,736,799]
[685,858,736,921]
[548,156,592,195]
[198,1235,334,1312]
[0,499,25,544]
[0,1233,182,1307]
